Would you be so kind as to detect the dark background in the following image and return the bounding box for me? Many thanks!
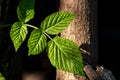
[0,0,120,80]
[98,0,120,79]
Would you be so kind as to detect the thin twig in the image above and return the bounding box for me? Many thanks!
[43,32,53,40]
[25,24,39,29]
[0,24,12,28]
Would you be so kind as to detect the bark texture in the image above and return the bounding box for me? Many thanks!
[57,0,97,80]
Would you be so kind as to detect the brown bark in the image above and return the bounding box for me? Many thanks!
[96,66,116,80]
[83,65,100,80]
[56,0,97,80]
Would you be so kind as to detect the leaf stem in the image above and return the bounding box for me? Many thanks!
[43,32,53,40]
[25,24,53,40]
[25,24,38,29]
[0,24,12,28]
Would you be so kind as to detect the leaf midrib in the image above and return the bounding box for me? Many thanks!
[13,23,24,43]
[44,16,72,32]
[31,33,44,53]
[53,40,74,62]
[53,39,81,65]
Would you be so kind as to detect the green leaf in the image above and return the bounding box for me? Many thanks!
[40,12,75,35]
[47,36,84,75]
[0,73,5,80]
[17,0,35,23]
[28,29,47,56]
[10,22,28,51]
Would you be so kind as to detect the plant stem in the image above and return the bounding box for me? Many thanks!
[25,24,53,40]
[0,24,12,28]
[25,24,39,29]
[43,32,53,40]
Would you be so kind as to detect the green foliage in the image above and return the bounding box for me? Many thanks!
[9,0,85,75]
[17,0,35,23]
[10,0,35,51]
[10,22,28,51]
[47,36,84,75]
[40,12,75,35]
[0,73,5,80]
[28,29,47,55]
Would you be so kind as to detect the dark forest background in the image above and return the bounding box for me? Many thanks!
[99,0,120,79]
[0,0,120,80]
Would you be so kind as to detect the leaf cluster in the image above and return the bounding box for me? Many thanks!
[9,0,84,75]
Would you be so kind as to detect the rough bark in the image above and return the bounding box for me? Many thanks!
[56,0,97,80]
[96,66,116,80]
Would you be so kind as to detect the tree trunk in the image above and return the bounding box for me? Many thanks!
[56,0,97,80]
